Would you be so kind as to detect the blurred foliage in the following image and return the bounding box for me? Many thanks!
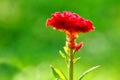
[0,0,120,80]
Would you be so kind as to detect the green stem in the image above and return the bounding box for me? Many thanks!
[68,49,74,80]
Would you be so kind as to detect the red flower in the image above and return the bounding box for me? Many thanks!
[46,11,95,34]
[46,11,95,49]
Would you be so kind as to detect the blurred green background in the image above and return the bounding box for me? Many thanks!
[0,0,120,80]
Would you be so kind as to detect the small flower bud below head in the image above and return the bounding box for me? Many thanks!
[66,33,78,49]
[75,42,83,52]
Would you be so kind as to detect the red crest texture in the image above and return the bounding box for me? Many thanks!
[46,11,95,34]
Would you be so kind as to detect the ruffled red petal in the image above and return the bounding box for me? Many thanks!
[46,11,95,34]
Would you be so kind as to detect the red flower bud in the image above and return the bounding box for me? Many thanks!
[75,42,83,52]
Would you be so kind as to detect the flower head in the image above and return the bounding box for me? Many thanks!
[46,11,95,50]
[46,11,95,34]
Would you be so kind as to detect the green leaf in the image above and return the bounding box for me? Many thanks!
[55,78,60,80]
[63,46,69,54]
[50,65,67,80]
[73,57,80,64]
[59,50,66,59]
[78,65,100,80]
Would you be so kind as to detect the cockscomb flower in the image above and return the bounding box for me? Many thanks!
[46,11,99,80]
[46,11,95,50]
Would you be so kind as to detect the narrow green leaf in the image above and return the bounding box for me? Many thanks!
[63,46,69,54]
[78,65,100,80]
[59,50,66,59]
[73,57,80,64]
[50,65,67,80]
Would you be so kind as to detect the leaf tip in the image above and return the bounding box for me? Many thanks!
[50,65,54,68]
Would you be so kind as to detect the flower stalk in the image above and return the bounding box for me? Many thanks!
[68,49,74,80]
[66,33,76,80]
